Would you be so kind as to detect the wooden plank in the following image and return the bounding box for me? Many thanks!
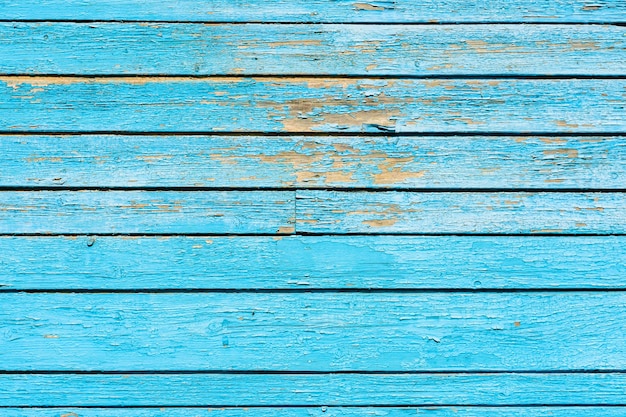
[2,135,625,188]
[3,23,626,76]
[3,407,626,416]
[1,77,625,133]
[2,292,626,371]
[2,236,626,290]
[1,373,626,406]
[296,191,626,234]
[0,191,294,234]
[0,0,623,23]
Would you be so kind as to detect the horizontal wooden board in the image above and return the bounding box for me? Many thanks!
[2,135,625,188]
[0,0,624,22]
[2,77,625,133]
[2,236,626,290]
[2,373,626,406]
[3,408,626,416]
[0,191,294,234]
[3,24,626,75]
[2,292,626,371]
[296,191,626,234]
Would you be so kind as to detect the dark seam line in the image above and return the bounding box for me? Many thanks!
[4,288,626,294]
[1,131,624,137]
[2,74,626,79]
[0,186,625,192]
[4,405,626,409]
[1,19,625,25]
[4,370,626,375]
[0,233,624,237]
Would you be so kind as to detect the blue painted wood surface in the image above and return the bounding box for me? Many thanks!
[1,77,624,132]
[1,0,624,22]
[1,135,624,188]
[2,292,626,371]
[3,373,626,406]
[4,408,626,417]
[1,0,625,412]
[2,236,625,290]
[2,24,625,76]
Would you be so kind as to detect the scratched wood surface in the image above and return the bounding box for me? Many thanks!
[296,191,626,234]
[1,0,624,22]
[3,373,626,406]
[2,0,625,413]
[3,292,626,371]
[2,77,625,133]
[2,135,624,188]
[4,409,626,417]
[0,191,624,234]
[3,24,626,76]
[0,191,294,234]
[2,236,625,290]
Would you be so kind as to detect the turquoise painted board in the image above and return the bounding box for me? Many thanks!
[3,373,626,406]
[1,0,625,412]
[1,77,625,133]
[4,408,626,417]
[2,24,625,76]
[2,292,626,371]
[2,236,625,290]
[1,0,624,22]
[1,135,624,189]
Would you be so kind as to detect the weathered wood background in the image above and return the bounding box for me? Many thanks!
[0,0,625,415]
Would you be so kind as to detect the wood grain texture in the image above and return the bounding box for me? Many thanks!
[2,292,625,371]
[2,135,625,189]
[0,0,623,22]
[296,191,626,234]
[2,77,625,133]
[3,23,625,75]
[2,236,626,290]
[3,408,626,416]
[0,191,294,234]
[2,373,626,406]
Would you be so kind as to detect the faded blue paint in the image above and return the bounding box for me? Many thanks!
[1,135,624,188]
[2,24,625,75]
[2,292,626,371]
[1,77,625,133]
[0,0,624,22]
[2,373,626,406]
[4,408,626,417]
[2,236,625,289]
[0,0,624,412]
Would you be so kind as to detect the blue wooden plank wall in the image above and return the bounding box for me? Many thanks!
[0,1,625,415]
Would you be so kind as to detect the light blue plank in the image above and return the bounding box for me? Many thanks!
[2,373,626,406]
[2,24,625,75]
[0,0,623,22]
[2,292,625,371]
[2,236,626,290]
[297,191,626,234]
[3,407,626,416]
[2,135,625,188]
[0,191,294,234]
[1,77,624,133]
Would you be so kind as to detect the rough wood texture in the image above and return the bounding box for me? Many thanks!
[2,236,625,290]
[2,373,626,406]
[2,292,626,371]
[0,191,294,234]
[296,191,626,234]
[2,135,625,189]
[0,0,623,22]
[3,408,626,416]
[2,0,625,411]
[2,77,625,133]
[3,23,625,75]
